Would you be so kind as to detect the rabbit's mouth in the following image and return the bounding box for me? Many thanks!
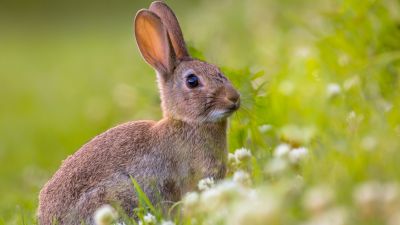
[227,99,241,112]
[207,108,237,122]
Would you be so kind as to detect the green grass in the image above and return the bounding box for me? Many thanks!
[1,0,400,224]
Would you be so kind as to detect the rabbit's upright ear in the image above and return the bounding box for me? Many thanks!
[135,10,175,75]
[149,1,189,59]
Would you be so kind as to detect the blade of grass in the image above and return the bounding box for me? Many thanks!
[129,176,156,215]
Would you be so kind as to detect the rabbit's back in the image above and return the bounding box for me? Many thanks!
[38,120,157,225]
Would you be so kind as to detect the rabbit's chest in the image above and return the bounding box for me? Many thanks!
[176,144,227,192]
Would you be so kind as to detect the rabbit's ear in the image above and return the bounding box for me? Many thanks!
[135,9,175,74]
[149,1,189,59]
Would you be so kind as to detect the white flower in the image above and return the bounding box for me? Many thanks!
[326,83,341,97]
[228,153,237,168]
[265,158,289,175]
[200,186,223,211]
[233,170,252,187]
[288,147,308,164]
[303,186,335,215]
[381,183,400,216]
[234,148,252,163]
[183,192,200,208]
[160,220,175,225]
[258,124,272,133]
[199,181,244,212]
[302,207,348,225]
[143,213,156,225]
[198,177,215,191]
[93,205,118,225]
[229,192,281,225]
[353,181,381,216]
[274,144,291,158]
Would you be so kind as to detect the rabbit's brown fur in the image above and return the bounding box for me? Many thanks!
[38,1,240,225]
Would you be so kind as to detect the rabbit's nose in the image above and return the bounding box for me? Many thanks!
[226,87,240,109]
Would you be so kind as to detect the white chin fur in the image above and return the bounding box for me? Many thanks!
[207,109,231,122]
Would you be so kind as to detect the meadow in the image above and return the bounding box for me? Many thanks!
[1,0,400,224]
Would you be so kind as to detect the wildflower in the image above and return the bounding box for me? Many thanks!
[381,183,400,216]
[303,207,348,225]
[326,83,341,98]
[274,143,291,158]
[93,204,118,225]
[258,124,272,133]
[353,181,381,217]
[200,186,223,212]
[227,153,237,168]
[229,192,281,225]
[143,213,156,225]
[198,177,215,191]
[234,148,252,163]
[233,170,252,187]
[160,220,175,225]
[288,147,308,164]
[183,192,200,208]
[200,181,243,212]
[303,186,335,215]
[265,158,289,175]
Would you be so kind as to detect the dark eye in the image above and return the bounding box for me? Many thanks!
[186,74,199,88]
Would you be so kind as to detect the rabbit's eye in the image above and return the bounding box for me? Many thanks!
[186,74,199,88]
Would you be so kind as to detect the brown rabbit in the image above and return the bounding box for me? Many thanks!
[38,1,240,224]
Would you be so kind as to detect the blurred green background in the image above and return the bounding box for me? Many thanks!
[1,0,400,224]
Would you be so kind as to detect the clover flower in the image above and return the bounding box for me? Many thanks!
[93,204,118,225]
[274,144,291,158]
[265,158,289,175]
[198,177,215,191]
[326,83,341,98]
[233,170,252,187]
[160,220,175,225]
[288,147,308,164]
[303,186,335,215]
[353,181,382,217]
[143,213,157,225]
[229,192,281,225]
[183,192,200,209]
[234,148,252,163]
[228,153,237,169]
[199,181,245,212]
[303,207,348,225]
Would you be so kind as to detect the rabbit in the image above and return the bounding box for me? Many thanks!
[37,1,240,224]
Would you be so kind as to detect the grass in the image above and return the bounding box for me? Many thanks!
[1,0,400,224]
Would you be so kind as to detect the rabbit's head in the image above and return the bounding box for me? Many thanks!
[134,1,240,123]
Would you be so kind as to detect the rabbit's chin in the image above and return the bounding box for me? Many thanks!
[206,109,235,122]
